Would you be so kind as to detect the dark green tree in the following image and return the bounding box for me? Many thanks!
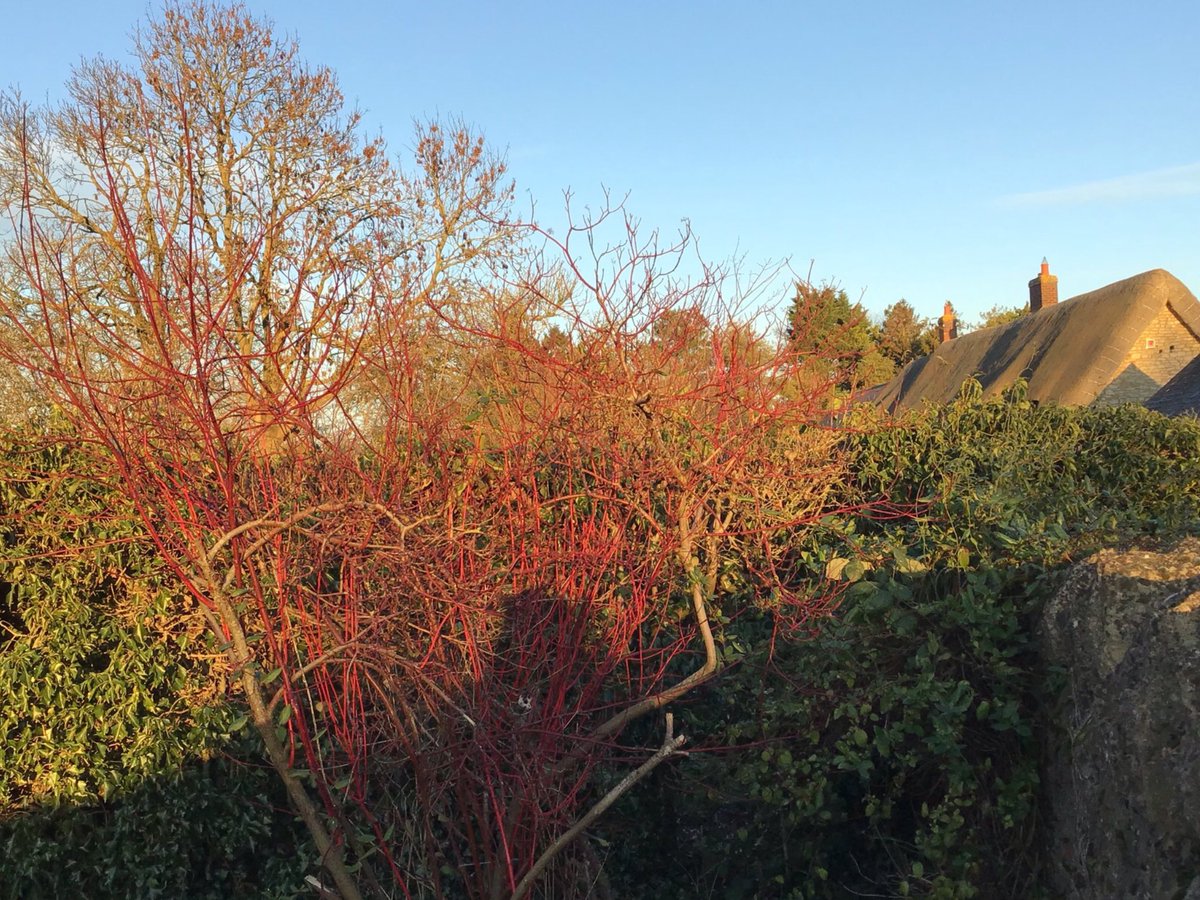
[974,303,1026,331]
[877,299,936,367]
[786,281,894,390]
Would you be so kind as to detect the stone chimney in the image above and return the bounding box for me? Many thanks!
[937,301,958,343]
[1029,258,1058,313]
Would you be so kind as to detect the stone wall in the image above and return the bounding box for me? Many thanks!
[1037,538,1200,899]
[1095,307,1200,405]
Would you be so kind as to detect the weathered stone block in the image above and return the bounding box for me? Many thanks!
[1038,538,1200,899]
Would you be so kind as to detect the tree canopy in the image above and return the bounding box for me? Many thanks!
[974,303,1027,331]
[0,4,860,897]
[785,281,894,391]
[877,299,936,367]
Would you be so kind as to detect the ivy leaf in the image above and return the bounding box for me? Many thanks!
[844,559,867,583]
[825,557,850,580]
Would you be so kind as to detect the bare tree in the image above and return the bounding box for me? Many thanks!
[0,4,512,897]
[0,5,857,898]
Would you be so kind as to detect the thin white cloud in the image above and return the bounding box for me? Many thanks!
[1000,162,1200,208]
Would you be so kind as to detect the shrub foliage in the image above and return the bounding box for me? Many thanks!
[4,381,1200,899]
[0,437,307,899]
[602,385,1200,899]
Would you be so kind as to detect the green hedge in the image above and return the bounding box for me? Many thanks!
[603,386,1200,899]
[0,438,308,899]
[5,391,1199,899]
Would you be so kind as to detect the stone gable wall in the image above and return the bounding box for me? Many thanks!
[1094,306,1200,405]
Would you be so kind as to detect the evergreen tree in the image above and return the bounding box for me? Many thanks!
[975,303,1026,330]
[786,281,894,390]
[878,299,936,367]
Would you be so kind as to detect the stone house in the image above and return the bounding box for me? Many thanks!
[867,264,1200,412]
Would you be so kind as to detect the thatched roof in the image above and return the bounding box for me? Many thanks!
[870,269,1200,412]
[1145,354,1200,418]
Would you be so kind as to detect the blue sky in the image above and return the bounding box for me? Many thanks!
[4,1,1198,324]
